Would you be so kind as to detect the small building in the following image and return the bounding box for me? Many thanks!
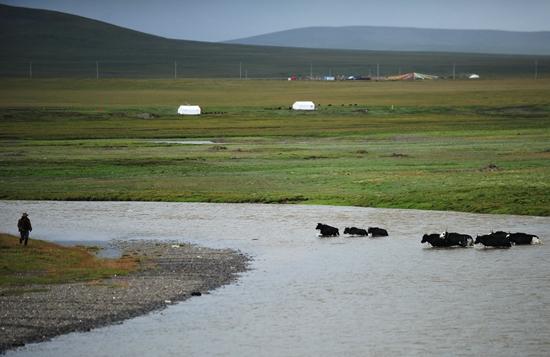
[292,101,315,111]
[177,105,201,116]
[324,76,335,81]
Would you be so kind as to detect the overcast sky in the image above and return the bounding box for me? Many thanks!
[3,0,550,42]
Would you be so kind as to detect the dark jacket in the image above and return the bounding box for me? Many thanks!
[18,216,32,232]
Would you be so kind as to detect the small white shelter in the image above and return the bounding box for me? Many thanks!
[292,101,315,111]
[468,74,480,79]
[177,105,201,116]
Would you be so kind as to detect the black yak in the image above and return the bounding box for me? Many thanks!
[508,232,541,245]
[442,232,474,247]
[316,223,339,237]
[368,227,388,237]
[475,233,512,248]
[421,232,471,247]
[344,227,368,236]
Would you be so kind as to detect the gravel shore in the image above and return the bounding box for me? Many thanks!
[0,240,250,353]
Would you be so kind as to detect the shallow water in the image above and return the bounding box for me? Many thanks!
[152,140,215,145]
[1,201,550,357]
[55,240,122,259]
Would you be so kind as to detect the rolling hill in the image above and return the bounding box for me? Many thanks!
[0,4,548,79]
[227,26,550,56]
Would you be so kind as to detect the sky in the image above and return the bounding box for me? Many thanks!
[3,0,550,42]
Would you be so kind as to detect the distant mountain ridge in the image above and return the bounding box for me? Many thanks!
[226,26,550,55]
[0,4,548,79]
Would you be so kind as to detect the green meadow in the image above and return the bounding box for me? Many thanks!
[0,78,549,215]
[0,233,137,286]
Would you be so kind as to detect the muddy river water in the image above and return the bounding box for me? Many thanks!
[1,201,549,356]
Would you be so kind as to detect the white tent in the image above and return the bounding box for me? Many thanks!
[292,101,315,111]
[177,105,201,115]
[468,74,480,79]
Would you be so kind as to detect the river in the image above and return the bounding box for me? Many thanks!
[1,201,549,356]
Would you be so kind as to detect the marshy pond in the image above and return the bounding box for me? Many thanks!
[1,201,549,356]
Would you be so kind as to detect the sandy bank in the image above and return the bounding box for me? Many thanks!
[0,240,250,353]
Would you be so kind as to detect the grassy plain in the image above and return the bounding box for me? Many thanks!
[0,78,549,215]
[0,233,137,286]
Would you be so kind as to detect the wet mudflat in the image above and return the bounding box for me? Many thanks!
[1,201,549,357]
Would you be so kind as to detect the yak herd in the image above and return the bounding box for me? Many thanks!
[316,223,542,248]
[422,230,541,248]
[316,223,388,238]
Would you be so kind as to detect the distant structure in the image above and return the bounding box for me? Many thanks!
[177,105,201,115]
[346,76,371,80]
[468,74,480,79]
[292,101,316,111]
[387,72,439,80]
[323,76,335,81]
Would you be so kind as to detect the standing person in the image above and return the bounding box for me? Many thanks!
[17,212,32,246]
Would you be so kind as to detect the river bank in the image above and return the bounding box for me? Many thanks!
[2,201,550,356]
[0,239,250,353]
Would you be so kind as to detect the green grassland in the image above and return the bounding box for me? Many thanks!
[0,78,549,215]
[0,233,137,286]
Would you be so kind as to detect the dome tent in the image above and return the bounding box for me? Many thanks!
[292,101,315,111]
[177,105,201,115]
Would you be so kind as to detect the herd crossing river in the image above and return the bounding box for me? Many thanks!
[1,201,549,357]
